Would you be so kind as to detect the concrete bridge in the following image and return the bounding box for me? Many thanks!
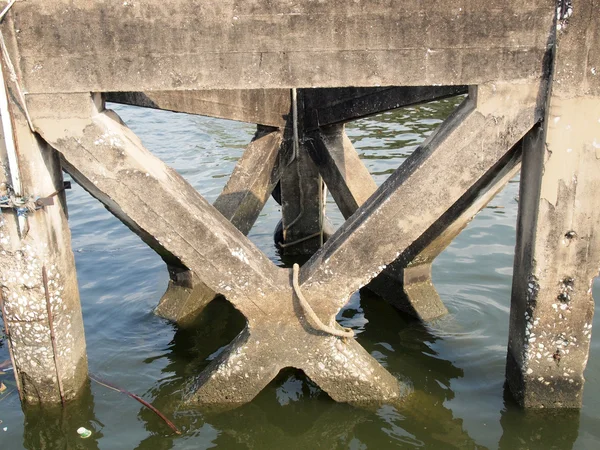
[0,0,598,410]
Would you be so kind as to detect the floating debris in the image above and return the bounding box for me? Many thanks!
[77,427,92,439]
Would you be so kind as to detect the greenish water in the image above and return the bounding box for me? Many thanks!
[1,97,600,449]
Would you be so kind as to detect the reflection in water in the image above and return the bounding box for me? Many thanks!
[125,287,485,449]
[136,298,246,448]
[354,290,484,449]
[22,383,102,450]
[498,388,580,450]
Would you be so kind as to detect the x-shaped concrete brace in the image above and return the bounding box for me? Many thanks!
[27,81,541,406]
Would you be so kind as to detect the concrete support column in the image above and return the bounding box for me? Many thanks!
[0,66,87,404]
[279,92,325,256]
[278,143,325,256]
[506,1,600,408]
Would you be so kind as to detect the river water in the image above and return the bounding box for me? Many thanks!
[1,96,599,449]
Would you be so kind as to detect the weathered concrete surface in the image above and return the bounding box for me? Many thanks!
[304,89,526,321]
[157,127,285,324]
[367,144,522,320]
[154,266,219,327]
[214,127,285,236]
[29,94,406,405]
[305,113,443,320]
[0,71,87,404]
[303,86,468,131]
[29,93,283,320]
[105,90,290,128]
[279,137,325,256]
[298,82,543,320]
[2,1,553,93]
[186,293,406,406]
[506,0,600,408]
[305,124,377,220]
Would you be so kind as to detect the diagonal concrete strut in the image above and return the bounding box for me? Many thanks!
[156,126,285,324]
[299,83,543,320]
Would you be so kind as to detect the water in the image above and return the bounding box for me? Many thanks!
[1,97,600,449]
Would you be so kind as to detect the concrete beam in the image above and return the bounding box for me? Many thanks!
[506,0,600,408]
[2,1,553,93]
[367,146,521,320]
[304,89,523,321]
[186,299,405,406]
[0,73,87,404]
[303,86,468,131]
[299,83,542,320]
[214,127,285,236]
[154,267,218,326]
[104,90,290,128]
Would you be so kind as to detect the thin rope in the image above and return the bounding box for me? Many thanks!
[89,376,120,393]
[291,87,299,164]
[89,374,181,435]
[278,231,321,249]
[281,149,305,234]
[292,263,354,339]
[280,88,326,248]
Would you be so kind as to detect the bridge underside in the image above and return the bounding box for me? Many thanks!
[0,0,599,412]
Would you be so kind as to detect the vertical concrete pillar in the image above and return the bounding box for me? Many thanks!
[279,91,325,256]
[279,143,325,255]
[0,63,87,403]
[506,2,600,408]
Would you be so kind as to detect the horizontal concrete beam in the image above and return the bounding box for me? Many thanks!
[303,86,468,130]
[2,0,554,93]
[104,90,290,127]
